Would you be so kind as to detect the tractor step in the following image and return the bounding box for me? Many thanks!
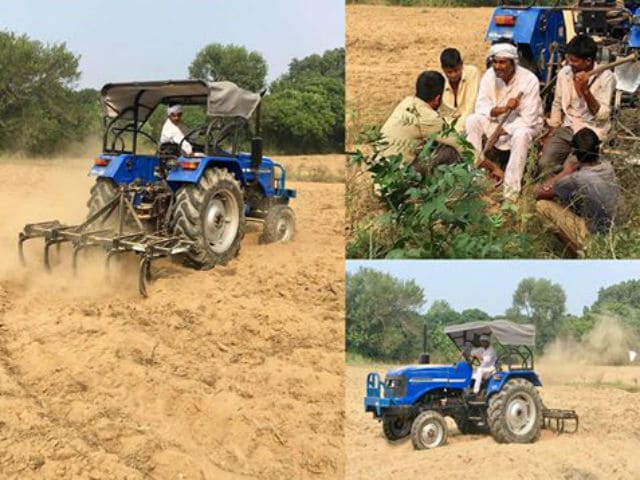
[542,408,579,434]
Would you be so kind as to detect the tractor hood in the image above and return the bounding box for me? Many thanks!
[100,80,261,122]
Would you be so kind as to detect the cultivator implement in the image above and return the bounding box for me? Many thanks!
[18,184,193,297]
[542,408,579,434]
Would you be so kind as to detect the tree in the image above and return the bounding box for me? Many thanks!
[189,44,267,92]
[508,278,567,351]
[263,48,344,153]
[0,31,99,154]
[346,267,425,360]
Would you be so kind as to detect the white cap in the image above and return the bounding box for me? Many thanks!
[479,334,490,342]
[167,104,183,116]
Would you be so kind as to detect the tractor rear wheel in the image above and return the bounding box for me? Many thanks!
[382,416,412,441]
[259,204,295,244]
[170,167,244,270]
[487,378,543,444]
[410,410,447,450]
[87,178,119,226]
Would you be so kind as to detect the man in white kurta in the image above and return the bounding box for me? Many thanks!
[160,104,193,155]
[465,42,543,200]
[471,335,497,394]
[539,34,614,177]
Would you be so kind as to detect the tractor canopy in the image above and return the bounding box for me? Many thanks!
[100,80,262,122]
[444,320,536,349]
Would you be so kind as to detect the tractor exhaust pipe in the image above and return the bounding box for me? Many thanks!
[417,321,430,364]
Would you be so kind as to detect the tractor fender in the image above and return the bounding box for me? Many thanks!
[89,154,159,185]
[167,157,248,187]
[486,370,542,401]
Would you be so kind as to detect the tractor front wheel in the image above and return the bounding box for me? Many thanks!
[260,204,295,244]
[410,410,447,450]
[382,416,412,441]
[170,168,244,270]
[487,378,543,444]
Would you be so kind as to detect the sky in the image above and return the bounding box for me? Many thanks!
[0,0,345,89]
[346,260,640,316]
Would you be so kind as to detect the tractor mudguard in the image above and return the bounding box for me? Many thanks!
[486,370,542,400]
[89,154,159,185]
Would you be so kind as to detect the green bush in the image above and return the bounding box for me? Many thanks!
[348,122,533,258]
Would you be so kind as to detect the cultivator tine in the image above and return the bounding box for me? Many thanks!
[138,256,151,298]
[44,238,67,271]
[18,232,27,266]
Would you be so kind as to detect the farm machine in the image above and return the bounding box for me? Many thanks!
[19,80,296,296]
[364,320,578,449]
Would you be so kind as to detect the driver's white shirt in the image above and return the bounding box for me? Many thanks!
[477,346,497,369]
[160,118,193,154]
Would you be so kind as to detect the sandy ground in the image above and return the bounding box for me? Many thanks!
[0,155,344,479]
[347,363,640,480]
[346,5,494,145]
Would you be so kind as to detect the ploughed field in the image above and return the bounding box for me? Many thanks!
[346,363,640,480]
[0,155,345,479]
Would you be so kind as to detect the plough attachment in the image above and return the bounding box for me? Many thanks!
[542,408,579,434]
[18,184,193,297]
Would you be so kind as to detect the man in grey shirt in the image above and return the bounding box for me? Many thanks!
[535,127,618,253]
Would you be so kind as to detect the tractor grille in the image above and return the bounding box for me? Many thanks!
[385,375,407,398]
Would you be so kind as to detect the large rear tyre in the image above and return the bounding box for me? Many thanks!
[487,378,543,444]
[410,410,447,450]
[87,178,119,226]
[382,416,412,441]
[259,204,295,244]
[170,168,244,270]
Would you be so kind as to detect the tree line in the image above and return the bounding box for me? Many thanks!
[0,31,344,155]
[346,267,640,362]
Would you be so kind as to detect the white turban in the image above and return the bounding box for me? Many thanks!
[167,104,183,116]
[489,43,519,62]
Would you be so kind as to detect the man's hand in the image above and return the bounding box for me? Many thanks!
[506,96,520,110]
[574,71,590,97]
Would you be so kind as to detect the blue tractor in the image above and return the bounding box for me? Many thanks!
[364,320,578,449]
[19,80,296,296]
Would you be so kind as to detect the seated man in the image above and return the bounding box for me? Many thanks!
[469,335,497,396]
[381,70,459,173]
[466,39,544,201]
[535,127,619,254]
[439,48,479,133]
[160,104,194,155]
[539,34,614,178]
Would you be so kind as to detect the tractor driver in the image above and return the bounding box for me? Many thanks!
[160,104,194,155]
[470,334,497,396]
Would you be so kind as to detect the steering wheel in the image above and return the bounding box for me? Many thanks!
[178,126,209,155]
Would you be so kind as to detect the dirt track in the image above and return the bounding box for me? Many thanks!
[0,155,345,479]
[347,363,640,480]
